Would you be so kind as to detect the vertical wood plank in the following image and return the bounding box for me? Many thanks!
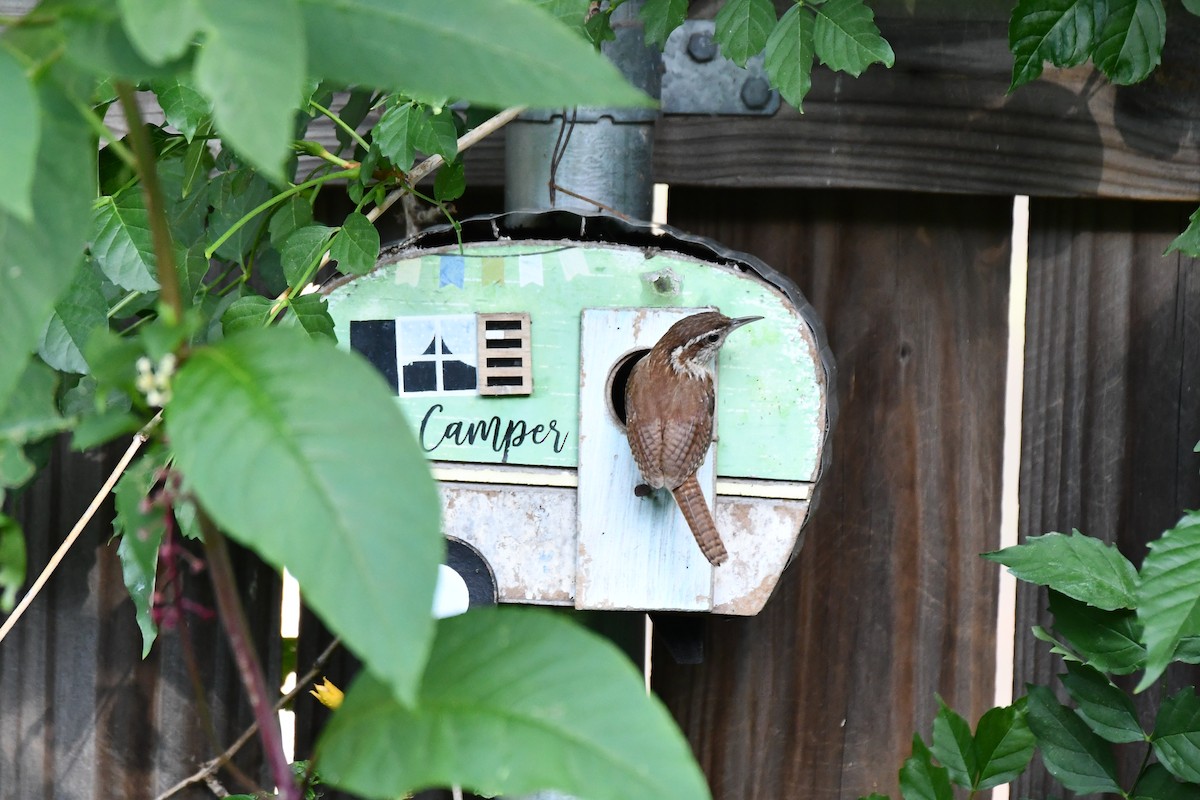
[1016,197,1200,797]
[652,188,1009,799]
[577,307,716,611]
[0,439,279,798]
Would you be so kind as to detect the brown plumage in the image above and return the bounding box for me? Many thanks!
[624,311,761,566]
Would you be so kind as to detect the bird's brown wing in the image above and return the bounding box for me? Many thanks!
[625,360,713,489]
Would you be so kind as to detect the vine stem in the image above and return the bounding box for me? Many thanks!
[197,509,299,800]
[204,168,359,260]
[116,82,184,325]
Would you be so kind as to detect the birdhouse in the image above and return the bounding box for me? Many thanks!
[325,211,833,615]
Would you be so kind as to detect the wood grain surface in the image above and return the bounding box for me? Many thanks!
[651,186,1009,799]
[1015,197,1200,797]
[0,440,280,800]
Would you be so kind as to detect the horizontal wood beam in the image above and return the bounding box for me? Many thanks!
[463,3,1200,201]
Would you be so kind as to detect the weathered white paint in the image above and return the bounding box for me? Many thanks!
[576,308,716,612]
[438,483,577,605]
[712,497,809,614]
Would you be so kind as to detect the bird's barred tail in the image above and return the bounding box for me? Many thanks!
[671,475,728,566]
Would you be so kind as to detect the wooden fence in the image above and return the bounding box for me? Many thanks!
[5,0,1200,798]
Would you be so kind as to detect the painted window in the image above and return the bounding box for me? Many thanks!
[397,315,478,395]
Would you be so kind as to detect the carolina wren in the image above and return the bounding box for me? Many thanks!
[623,311,761,566]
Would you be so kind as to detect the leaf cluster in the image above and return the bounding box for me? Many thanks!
[0,0,709,797]
[865,525,1200,800]
[1008,0,1180,91]
[640,0,894,110]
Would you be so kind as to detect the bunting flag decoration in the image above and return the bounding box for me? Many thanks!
[439,255,466,288]
[518,254,544,287]
[560,248,589,281]
[481,257,505,286]
[394,260,422,286]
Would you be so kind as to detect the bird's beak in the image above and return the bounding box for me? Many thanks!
[729,315,763,330]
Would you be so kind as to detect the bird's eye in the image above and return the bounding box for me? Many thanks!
[705,333,720,344]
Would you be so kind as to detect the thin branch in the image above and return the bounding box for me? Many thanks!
[116,82,184,325]
[198,510,298,800]
[367,104,526,225]
[154,637,342,800]
[550,183,633,221]
[0,421,157,647]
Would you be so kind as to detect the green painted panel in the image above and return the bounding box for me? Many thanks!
[327,242,825,481]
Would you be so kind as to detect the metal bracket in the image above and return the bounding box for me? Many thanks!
[661,20,781,117]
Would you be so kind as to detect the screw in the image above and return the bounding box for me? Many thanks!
[687,31,718,62]
[740,76,772,110]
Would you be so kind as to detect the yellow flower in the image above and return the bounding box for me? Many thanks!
[310,676,344,709]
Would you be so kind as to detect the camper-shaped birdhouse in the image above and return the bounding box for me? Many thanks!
[326,211,833,615]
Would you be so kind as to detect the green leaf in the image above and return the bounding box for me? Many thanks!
[0,441,34,488]
[1154,686,1200,783]
[0,360,70,448]
[220,295,273,337]
[93,192,160,292]
[714,0,777,67]
[0,514,25,612]
[1032,624,1085,663]
[207,165,274,261]
[1167,207,1200,258]
[151,78,211,141]
[113,448,169,657]
[165,327,442,705]
[268,196,314,247]
[283,294,335,341]
[1137,519,1200,691]
[298,0,650,109]
[1050,591,1146,674]
[194,0,305,182]
[281,224,335,288]
[1186,0,1200,15]
[1133,763,1200,800]
[0,76,93,412]
[117,0,202,64]
[585,9,617,46]
[530,0,591,36]
[0,44,39,222]
[1025,683,1122,795]
[54,0,180,80]
[899,735,953,800]
[764,5,817,110]
[39,261,107,374]
[974,700,1036,789]
[72,408,143,451]
[418,109,459,161]
[984,531,1138,611]
[1093,0,1166,85]
[317,606,710,800]
[329,213,380,276]
[1008,0,1099,90]
[1060,662,1145,743]
[812,0,895,77]
[1175,636,1200,664]
[931,698,977,787]
[860,795,891,800]
[641,0,688,48]
[433,159,466,203]
[373,103,420,170]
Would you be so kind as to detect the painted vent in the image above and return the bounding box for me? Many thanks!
[477,312,532,396]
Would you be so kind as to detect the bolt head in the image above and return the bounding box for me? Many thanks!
[687,31,718,63]
[740,76,772,110]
